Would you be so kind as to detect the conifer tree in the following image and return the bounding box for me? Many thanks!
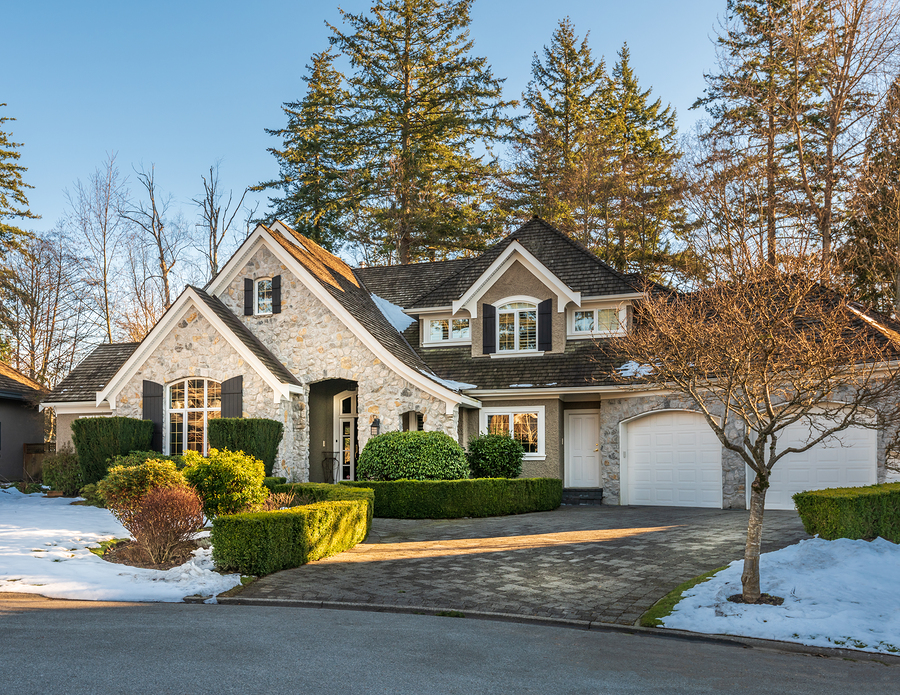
[0,104,37,259]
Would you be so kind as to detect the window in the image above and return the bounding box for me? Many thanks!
[498,302,537,352]
[255,278,273,315]
[569,305,626,338]
[167,378,221,455]
[479,406,545,459]
[423,315,471,345]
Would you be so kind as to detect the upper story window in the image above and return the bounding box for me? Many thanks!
[422,314,471,346]
[568,303,627,338]
[498,302,537,352]
[255,278,273,315]
[167,378,221,455]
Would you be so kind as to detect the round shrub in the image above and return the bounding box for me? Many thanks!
[42,445,83,496]
[97,459,188,521]
[182,448,267,518]
[467,433,524,478]
[130,486,205,565]
[356,431,469,481]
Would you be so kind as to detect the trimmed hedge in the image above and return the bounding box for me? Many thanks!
[341,477,562,519]
[793,483,900,542]
[71,417,153,485]
[208,418,284,476]
[356,431,469,481]
[467,433,524,478]
[211,484,373,575]
[264,476,287,492]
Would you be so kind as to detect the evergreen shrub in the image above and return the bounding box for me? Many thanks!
[207,418,284,476]
[71,417,153,485]
[42,445,83,496]
[467,433,524,478]
[182,448,267,519]
[355,431,469,481]
[110,450,184,470]
[78,483,105,507]
[793,483,900,542]
[264,476,287,492]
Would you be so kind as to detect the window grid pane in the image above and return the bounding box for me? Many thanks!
[188,379,204,408]
[170,381,184,410]
[499,313,515,351]
[430,319,449,341]
[169,413,183,455]
[187,411,204,452]
[487,414,510,436]
[519,310,536,350]
[207,381,221,409]
[574,311,595,332]
[451,319,469,339]
[597,308,618,331]
[168,379,220,456]
[257,279,273,314]
[513,413,539,453]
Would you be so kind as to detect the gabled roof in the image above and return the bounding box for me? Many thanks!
[0,361,47,402]
[410,217,639,309]
[354,258,473,308]
[43,343,140,404]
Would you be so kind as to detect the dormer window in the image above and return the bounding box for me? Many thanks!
[568,303,627,338]
[244,275,281,316]
[422,314,471,346]
[498,302,537,352]
[256,278,273,314]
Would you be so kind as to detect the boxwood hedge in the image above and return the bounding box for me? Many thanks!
[71,417,153,485]
[355,431,469,481]
[341,477,562,519]
[208,418,284,476]
[211,484,373,575]
[793,483,900,542]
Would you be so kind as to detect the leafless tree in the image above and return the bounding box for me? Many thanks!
[193,163,247,281]
[116,240,164,342]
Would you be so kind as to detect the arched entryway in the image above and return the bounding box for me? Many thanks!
[308,378,357,482]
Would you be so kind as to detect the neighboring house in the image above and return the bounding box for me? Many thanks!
[0,361,46,481]
[42,218,898,509]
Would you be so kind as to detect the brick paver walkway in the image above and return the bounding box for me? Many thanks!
[236,506,809,625]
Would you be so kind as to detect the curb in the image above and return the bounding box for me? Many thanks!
[206,595,900,665]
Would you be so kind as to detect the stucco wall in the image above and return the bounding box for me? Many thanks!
[0,400,44,480]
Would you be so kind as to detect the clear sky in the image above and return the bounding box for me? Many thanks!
[6,0,724,232]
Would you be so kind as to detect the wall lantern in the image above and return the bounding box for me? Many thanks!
[370,418,381,437]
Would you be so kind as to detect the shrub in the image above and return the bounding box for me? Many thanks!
[78,483,105,507]
[42,445,82,496]
[110,450,184,470]
[182,448,267,519]
[356,431,469,481]
[341,477,562,519]
[467,433,524,478]
[260,491,300,511]
[71,417,153,485]
[207,418,284,476]
[793,483,900,542]
[264,476,287,492]
[212,485,373,575]
[98,459,188,529]
[130,486,205,564]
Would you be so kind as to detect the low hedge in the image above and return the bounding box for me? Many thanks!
[340,477,562,519]
[264,476,287,492]
[212,484,373,575]
[793,483,900,542]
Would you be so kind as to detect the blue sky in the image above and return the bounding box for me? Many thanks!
[6,0,724,231]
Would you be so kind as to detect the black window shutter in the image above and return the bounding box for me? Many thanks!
[243,278,253,316]
[221,376,243,418]
[272,275,282,314]
[142,380,164,452]
[538,299,552,351]
[482,304,496,354]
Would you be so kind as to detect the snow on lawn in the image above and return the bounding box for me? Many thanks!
[0,487,242,602]
[663,537,900,655]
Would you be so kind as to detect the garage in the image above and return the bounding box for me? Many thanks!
[762,421,877,510]
[624,410,723,508]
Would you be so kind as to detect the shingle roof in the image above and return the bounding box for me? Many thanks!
[410,217,638,309]
[354,258,473,308]
[190,286,301,386]
[0,361,46,402]
[44,343,140,403]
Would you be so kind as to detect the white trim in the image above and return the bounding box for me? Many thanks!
[254,277,274,316]
[40,400,112,415]
[564,409,601,488]
[452,241,580,318]
[581,292,644,302]
[421,313,472,347]
[163,377,222,456]
[489,351,545,359]
[333,390,358,482]
[495,295,541,354]
[567,302,629,339]
[478,405,546,460]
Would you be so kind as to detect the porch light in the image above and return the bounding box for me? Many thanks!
[370,418,381,437]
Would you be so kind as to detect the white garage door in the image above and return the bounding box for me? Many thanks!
[625,411,723,508]
[763,422,877,510]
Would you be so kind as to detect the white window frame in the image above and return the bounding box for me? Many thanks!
[164,378,222,456]
[496,295,541,354]
[567,302,628,339]
[254,277,273,315]
[422,313,472,346]
[479,405,545,460]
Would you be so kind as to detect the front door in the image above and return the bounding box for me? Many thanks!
[334,391,358,481]
[565,410,601,487]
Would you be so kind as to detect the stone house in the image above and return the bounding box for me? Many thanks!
[43,218,897,509]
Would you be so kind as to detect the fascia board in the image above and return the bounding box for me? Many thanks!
[581,292,645,302]
[40,400,112,414]
[467,384,672,398]
[206,227,269,297]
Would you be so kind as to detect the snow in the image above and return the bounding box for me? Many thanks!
[371,293,414,332]
[618,360,654,377]
[509,384,533,388]
[0,487,242,602]
[664,537,900,655]
[420,371,476,391]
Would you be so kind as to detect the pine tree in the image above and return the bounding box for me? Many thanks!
[258,50,351,252]
[0,104,37,259]
[328,0,516,263]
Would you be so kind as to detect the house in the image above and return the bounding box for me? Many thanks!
[0,361,46,481]
[42,218,896,509]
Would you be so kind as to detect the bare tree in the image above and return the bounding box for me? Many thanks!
[611,263,900,603]
[116,241,164,342]
[193,163,247,281]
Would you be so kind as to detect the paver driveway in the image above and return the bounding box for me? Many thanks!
[236,506,810,625]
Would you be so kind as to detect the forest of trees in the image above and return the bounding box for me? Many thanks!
[3,0,900,387]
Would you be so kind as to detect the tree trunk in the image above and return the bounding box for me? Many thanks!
[742,472,769,603]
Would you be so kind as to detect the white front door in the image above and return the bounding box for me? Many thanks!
[333,391,358,481]
[566,410,601,487]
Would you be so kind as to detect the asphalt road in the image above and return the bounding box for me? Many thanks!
[1,595,895,694]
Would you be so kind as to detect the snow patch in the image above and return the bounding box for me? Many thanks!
[509,384,533,388]
[618,360,654,378]
[419,371,476,391]
[371,293,414,332]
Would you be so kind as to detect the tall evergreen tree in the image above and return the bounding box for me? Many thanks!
[328,0,516,263]
[0,104,37,258]
[258,50,351,252]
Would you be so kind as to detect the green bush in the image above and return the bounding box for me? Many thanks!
[42,445,82,496]
[71,417,153,485]
[211,485,373,575]
[467,433,524,478]
[341,477,562,519]
[356,431,469,481]
[78,483,105,507]
[109,450,184,470]
[207,418,284,476]
[793,483,900,542]
[182,448,267,519]
[97,459,188,518]
[264,476,287,492]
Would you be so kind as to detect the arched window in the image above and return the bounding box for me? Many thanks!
[255,278,273,315]
[167,378,221,455]
[498,301,537,352]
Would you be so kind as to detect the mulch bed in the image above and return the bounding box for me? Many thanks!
[727,593,785,606]
[101,539,205,571]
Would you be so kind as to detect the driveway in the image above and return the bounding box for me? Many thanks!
[235,506,810,625]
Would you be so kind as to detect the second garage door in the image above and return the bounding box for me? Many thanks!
[625,410,723,508]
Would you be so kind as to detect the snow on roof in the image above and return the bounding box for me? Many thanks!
[371,293,415,333]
